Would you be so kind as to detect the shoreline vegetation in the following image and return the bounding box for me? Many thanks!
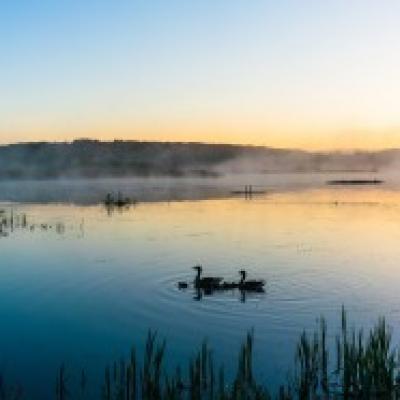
[1,308,400,399]
[0,140,395,179]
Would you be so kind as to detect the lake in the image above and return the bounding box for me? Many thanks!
[1,175,400,398]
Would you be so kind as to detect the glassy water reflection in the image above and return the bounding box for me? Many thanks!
[2,186,400,397]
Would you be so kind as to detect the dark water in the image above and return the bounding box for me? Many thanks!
[1,175,400,397]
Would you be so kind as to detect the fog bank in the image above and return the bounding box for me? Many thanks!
[1,140,400,180]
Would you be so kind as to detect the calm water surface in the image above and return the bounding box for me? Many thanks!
[1,181,400,397]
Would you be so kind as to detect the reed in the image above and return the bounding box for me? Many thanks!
[1,308,400,399]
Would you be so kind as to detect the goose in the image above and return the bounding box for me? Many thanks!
[193,265,223,289]
[238,270,265,292]
[221,281,239,290]
[178,281,188,289]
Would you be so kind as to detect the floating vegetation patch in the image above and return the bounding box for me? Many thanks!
[326,179,384,185]
[104,192,138,215]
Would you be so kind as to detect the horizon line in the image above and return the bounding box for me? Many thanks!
[1,138,399,154]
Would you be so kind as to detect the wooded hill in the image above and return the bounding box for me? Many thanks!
[0,140,395,179]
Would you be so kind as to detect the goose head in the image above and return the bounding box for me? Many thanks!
[239,269,247,282]
[193,265,203,276]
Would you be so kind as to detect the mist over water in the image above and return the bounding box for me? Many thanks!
[0,172,396,204]
[1,140,400,182]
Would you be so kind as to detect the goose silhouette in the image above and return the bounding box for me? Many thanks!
[238,270,265,292]
[193,265,223,289]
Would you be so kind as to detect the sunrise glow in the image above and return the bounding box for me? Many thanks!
[1,1,400,150]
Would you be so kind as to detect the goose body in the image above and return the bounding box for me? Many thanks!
[193,265,223,289]
[178,281,188,289]
[238,270,265,292]
[221,281,239,290]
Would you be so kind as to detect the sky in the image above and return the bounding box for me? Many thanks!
[1,0,400,150]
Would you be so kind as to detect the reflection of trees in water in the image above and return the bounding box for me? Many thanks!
[0,209,67,238]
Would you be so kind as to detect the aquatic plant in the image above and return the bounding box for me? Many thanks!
[98,309,400,399]
[0,209,67,238]
[0,373,23,400]
[1,308,400,399]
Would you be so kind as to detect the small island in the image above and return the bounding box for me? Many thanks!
[326,179,384,185]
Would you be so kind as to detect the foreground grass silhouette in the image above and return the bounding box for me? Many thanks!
[1,307,400,399]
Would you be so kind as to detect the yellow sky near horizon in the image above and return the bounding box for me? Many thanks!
[2,122,400,151]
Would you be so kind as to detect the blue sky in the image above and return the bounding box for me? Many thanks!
[1,0,400,149]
